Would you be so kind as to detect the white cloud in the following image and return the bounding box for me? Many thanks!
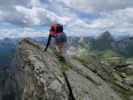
[0,0,133,38]
[103,7,133,29]
[20,30,47,38]
[0,27,48,39]
[84,7,133,36]
[29,0,41,7]
[53,0,133,13]
[64,6,133,36]
[87,19,115,29]
[0,28,18,39]
[15,6,42,26]
[15,5,72,26]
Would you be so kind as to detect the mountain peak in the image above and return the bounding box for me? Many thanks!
[100,31,112,38]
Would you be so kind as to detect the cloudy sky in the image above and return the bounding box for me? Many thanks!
[0,0,133,39]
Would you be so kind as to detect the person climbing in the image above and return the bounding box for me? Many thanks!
[44,23,75,100]
[44,23,67,57]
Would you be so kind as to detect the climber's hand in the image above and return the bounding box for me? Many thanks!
[42,47,47,52]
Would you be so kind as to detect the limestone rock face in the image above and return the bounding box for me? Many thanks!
[1,38,132,100]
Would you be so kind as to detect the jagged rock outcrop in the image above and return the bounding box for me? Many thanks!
[1,38,132,100]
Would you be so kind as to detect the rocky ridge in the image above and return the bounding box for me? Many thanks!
[0,38,133,100]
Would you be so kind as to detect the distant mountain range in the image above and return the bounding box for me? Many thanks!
[91,31,133,57]
[66,31,133,57]
[0,31,133,65]
[0,38,18,65]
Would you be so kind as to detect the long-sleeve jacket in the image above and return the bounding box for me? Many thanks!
[44,34,52,51]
